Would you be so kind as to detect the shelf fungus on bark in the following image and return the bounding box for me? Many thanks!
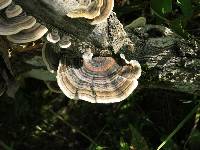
[67,0,103,19]
[7,23,48,43]
[90,0,114,25]
[0,15,36,35]
[56,54,141,103]
[46,29,60,43]
[66,0,114,25]
[0,0,12,10]
[5,4,23,18]
[59,35,72,48]
[0,1,48,43]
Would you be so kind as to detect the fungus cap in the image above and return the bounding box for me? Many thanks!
[82,51,93,60]
[5,4,23,18]
[90,0,114,25]
[57,55,141,103]
[7,23,48,43]
[0,15,36,35]
[0,0,12,10]
[78,0,91,6]
[66,0,114,24]
[59,35,71,48]
[67,0,103,19]
[46,29,60,43]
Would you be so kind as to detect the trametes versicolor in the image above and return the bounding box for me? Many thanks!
[0,0,142,103]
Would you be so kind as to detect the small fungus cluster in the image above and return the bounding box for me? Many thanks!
[0,0,142,103]
[0,0,48,43]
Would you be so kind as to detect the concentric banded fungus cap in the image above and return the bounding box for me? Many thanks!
[7,23,48,43]
[90,0,114,25]
[59,35,71,48]
[57,55,141,103]
[0,15,36,35]
[5,4,23,18]
[67,0,114,25]
[46,29,60,43]
[0,0,12,10]
[67,0,103,19]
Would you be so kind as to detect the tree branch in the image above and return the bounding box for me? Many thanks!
[1,0,199,96]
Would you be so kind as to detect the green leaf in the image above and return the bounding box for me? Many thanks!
[95,146,105,150]
[176,0,193,17]
[120,138,129,150]
[151,0,172,16]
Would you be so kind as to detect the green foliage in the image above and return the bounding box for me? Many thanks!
[177,0,193,17]
[151,0,172,16]
[119,138,129,150]
[150,0,195,38]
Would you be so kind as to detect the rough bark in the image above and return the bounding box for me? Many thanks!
[1,0,200,97]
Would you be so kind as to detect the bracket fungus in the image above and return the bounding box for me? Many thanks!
[57,55,141,103]
[46,29,60,43]
[0,15,36,35]
[90,0,114,25]
[67,0,103,19]
[0,0,142,103]
[0,0,12,10]
[59,35,72,48]
[0,1,48,43]
[5,4,23,18]
[7,23,48,43]
[67,0,114,25]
